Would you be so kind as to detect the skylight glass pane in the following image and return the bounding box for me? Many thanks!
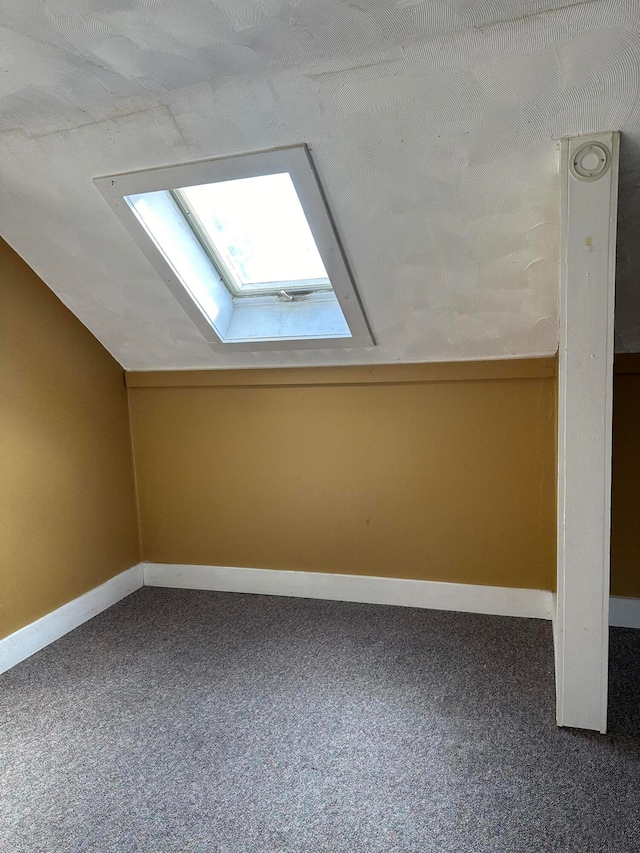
[178,173,330,292]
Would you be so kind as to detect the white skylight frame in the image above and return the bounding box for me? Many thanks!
[95,146,374,352]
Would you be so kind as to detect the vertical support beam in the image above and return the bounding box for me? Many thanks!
[556,131,619,733]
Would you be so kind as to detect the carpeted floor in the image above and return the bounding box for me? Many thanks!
[1,588,639,852]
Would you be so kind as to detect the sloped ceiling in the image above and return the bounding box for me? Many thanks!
[0,0,639,370]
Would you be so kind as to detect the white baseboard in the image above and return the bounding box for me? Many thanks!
[0,564,143,675]
[4,565,636,678]
[143,563,554,620]
[610,596,640,629]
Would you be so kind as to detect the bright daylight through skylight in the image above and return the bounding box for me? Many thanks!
[174,173,331,296]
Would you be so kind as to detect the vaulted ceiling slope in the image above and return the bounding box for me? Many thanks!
[0,0,639,369]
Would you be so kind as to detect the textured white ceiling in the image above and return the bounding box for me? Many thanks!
[0,0,639,369]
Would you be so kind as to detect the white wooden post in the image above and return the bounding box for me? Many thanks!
[556,131,619,733]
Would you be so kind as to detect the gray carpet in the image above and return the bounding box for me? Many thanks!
[1,588,639,853]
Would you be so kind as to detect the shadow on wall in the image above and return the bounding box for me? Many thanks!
[611,362,640,598]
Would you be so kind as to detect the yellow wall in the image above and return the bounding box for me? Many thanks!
[0,239,140,639]
[611,361,640,598]
[128,360,557,590]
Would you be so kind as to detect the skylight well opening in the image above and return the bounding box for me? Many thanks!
[95,146,373,351]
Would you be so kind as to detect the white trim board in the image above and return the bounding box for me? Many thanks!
[143,563,553,620]
[610,597,640,630]
[556,131,619,733]
[0,564,143,675]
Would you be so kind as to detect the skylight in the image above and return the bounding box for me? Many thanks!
[173,173,331,296]
[95,146,373,351]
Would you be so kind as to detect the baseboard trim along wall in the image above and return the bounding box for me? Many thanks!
[143,563,554,620]
[609,596,640,629]
[2,564,638,676]
[0,564,143,675]
[144,564,640,627]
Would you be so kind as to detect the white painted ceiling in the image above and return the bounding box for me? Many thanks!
[1,0,639,370]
